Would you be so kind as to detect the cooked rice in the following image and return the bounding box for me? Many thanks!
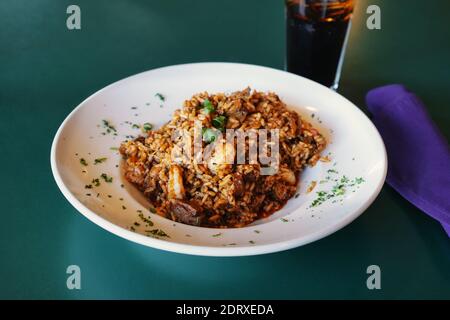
[119,88,326,228]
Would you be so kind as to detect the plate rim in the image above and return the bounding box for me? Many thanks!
[50,62,388,256]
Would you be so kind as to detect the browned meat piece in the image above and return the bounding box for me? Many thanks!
[250,194,265,212]
[236,164,260,183]
[233,173,244,197]
[272,183,295,202]
[230,108,248,123]
[124,165,147,186]
[168,199,204,226]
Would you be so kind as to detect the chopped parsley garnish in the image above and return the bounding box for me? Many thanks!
[146,229,169,238]
[202,127,219,143]
[212,233,222,237]
[331,184,346,196]
[100,173,113,183]
[131,124,140,129]
[340,176,349,184]
[110,147,119,151]
[138,213,154,226]
[85,184,92,189]
[309,175,365,208]
[143,122,153,132]
[92,178,100,187]
[155,93,165,101]
[102,120,117,133]
[212,115,227,131]
[94,157,107,164]
[80,158,88,166]
[202,99,215,114]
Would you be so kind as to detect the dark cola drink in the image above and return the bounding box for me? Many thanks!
[286,0,354,89]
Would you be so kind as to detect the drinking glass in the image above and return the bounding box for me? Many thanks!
[285,0,355,90]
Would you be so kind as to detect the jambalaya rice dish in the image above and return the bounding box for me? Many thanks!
[120,88,326,228]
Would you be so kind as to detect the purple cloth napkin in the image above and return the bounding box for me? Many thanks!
[366,84,450,236]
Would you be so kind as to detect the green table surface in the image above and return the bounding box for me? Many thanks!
[1,0,449,299]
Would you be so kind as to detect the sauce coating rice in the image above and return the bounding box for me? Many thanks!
[120,88,326,228]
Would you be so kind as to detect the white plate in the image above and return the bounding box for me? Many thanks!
[51,63,387,256]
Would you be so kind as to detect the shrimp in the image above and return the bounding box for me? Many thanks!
[168,165,185,200]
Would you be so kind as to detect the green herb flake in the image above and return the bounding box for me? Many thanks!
[202,127,218,143]
[332,185,346,196]
[85,184,92,189]
[212,233,222,237]
[102,120,117,133]
[202,99,215,114]
[309,174,366,208]
[91,178,101,187]
[80,158,88,166]
[94,157,107,165]
[138,213,154,226]
[146,229,169,238]
[155,93,165,101]
[143,122,153,132]
[340,176,349,184]
[100,173,113,183]
[212,115,227,131]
